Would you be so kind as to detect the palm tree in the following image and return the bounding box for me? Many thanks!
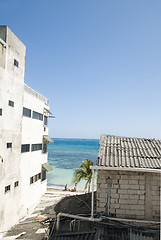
[73,159,93,193]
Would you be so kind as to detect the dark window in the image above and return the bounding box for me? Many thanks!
[0,109,2,116]
[14,181,19,187]
[30,176,33,184]
[23,107,31,118]
[5,185,11,193]
[43,143,47,153]
[35,174,37,182]
[21,144,30,153]
[38,173,41,180]
[9,100,14,107]
[41,168,46,182]
[14,59,19,67]
[32,111,43,121]
[7,143,12,148]
[44,116,48,126]
[31,144,42,152]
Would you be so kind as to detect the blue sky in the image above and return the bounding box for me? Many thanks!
[1,0,161,139]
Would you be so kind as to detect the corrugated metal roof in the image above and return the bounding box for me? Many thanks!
[97,135,161,170]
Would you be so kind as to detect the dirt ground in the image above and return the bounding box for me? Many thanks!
[3,187,93,240]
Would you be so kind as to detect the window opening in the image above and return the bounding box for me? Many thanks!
[21,144,30,153]
[23,107,31,118]
[5,185,11,193]
[31,144,42,152]
[7,143,12,148]
[9,100,14,107]
[14,181,19,187]
[32,111,43,121]
[14,59,19,67]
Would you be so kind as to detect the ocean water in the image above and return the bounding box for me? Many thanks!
[47,138,99,190]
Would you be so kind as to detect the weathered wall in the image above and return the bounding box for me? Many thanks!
[20,85,49,218]
[97,170,160,221]
[0,26,26,236]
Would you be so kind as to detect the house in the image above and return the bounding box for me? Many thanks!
[0,26,53,236]
[91,135,161,221]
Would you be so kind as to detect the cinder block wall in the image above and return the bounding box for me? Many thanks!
[97,170,160,221]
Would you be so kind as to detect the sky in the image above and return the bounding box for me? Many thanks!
[1,0,161,139]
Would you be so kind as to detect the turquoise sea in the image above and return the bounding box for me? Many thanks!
[47,138,99,190]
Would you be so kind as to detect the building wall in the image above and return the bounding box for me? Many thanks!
[20,85,49,217]
[0,26,51,236]
[0,26,26,234]
[97,170,160,221]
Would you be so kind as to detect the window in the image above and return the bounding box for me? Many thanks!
[38,173,41,180]
[9,100,14,107]
[23,107,31,118]
[5,185,11,193]
[44,116,48,126]
[30,173,41,184]
[41,168,46,182]
[30,176,33,184]
[35,174,37,182]
[14,181,19,188]
[0,109,2,116]
[7,143,12,148]
[43,143,47,153]
[31,144,42,152]
[14,59,19,67]
[21,144,30,153]
[32,111,43,121]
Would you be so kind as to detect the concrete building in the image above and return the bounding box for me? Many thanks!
[0,26,53,236]
[91,135,161,221]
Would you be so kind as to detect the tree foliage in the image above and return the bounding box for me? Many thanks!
[73,159,93,193]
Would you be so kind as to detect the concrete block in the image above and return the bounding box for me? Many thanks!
[140,195,145,200]
[119,199,138,205]
[152,186,159,191]
[111,199,118,204]
[120,184,129,189]
[129,195,139,200]
[116,209,126,214]
[129,180,138,185]
[99,192,107,198]
[120,204,130,210]
[119,194,129,199]
[151,200,159,206]
[111,188,117,194]
[119,180,128,185]
[100,183,107,189]
[111,193,119,199]
[129,205,144,210]
[139,185,145,190]
[139,180,145,185]
[125,210,144,216]
[127,189,137,195]
[121,175,130,180]
[137,190,145,195]
[151,190,159,196]
[112,184,119,189]
[138,200,144,205]
[129,185,139,190]
[118,189,128,194]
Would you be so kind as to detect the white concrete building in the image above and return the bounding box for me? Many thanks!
[0,26,53,236]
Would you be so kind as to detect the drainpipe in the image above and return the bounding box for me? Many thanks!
[56,213,101,231]
[91,168,95,218]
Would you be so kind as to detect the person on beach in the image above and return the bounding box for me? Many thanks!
[71,183,77,192]
[63,184,68,191]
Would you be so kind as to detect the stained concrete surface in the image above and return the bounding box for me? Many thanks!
[3,187,85,240]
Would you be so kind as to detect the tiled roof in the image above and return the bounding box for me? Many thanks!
[98,135,161,170]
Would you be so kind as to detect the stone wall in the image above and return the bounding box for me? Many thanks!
[97,170,160,221]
